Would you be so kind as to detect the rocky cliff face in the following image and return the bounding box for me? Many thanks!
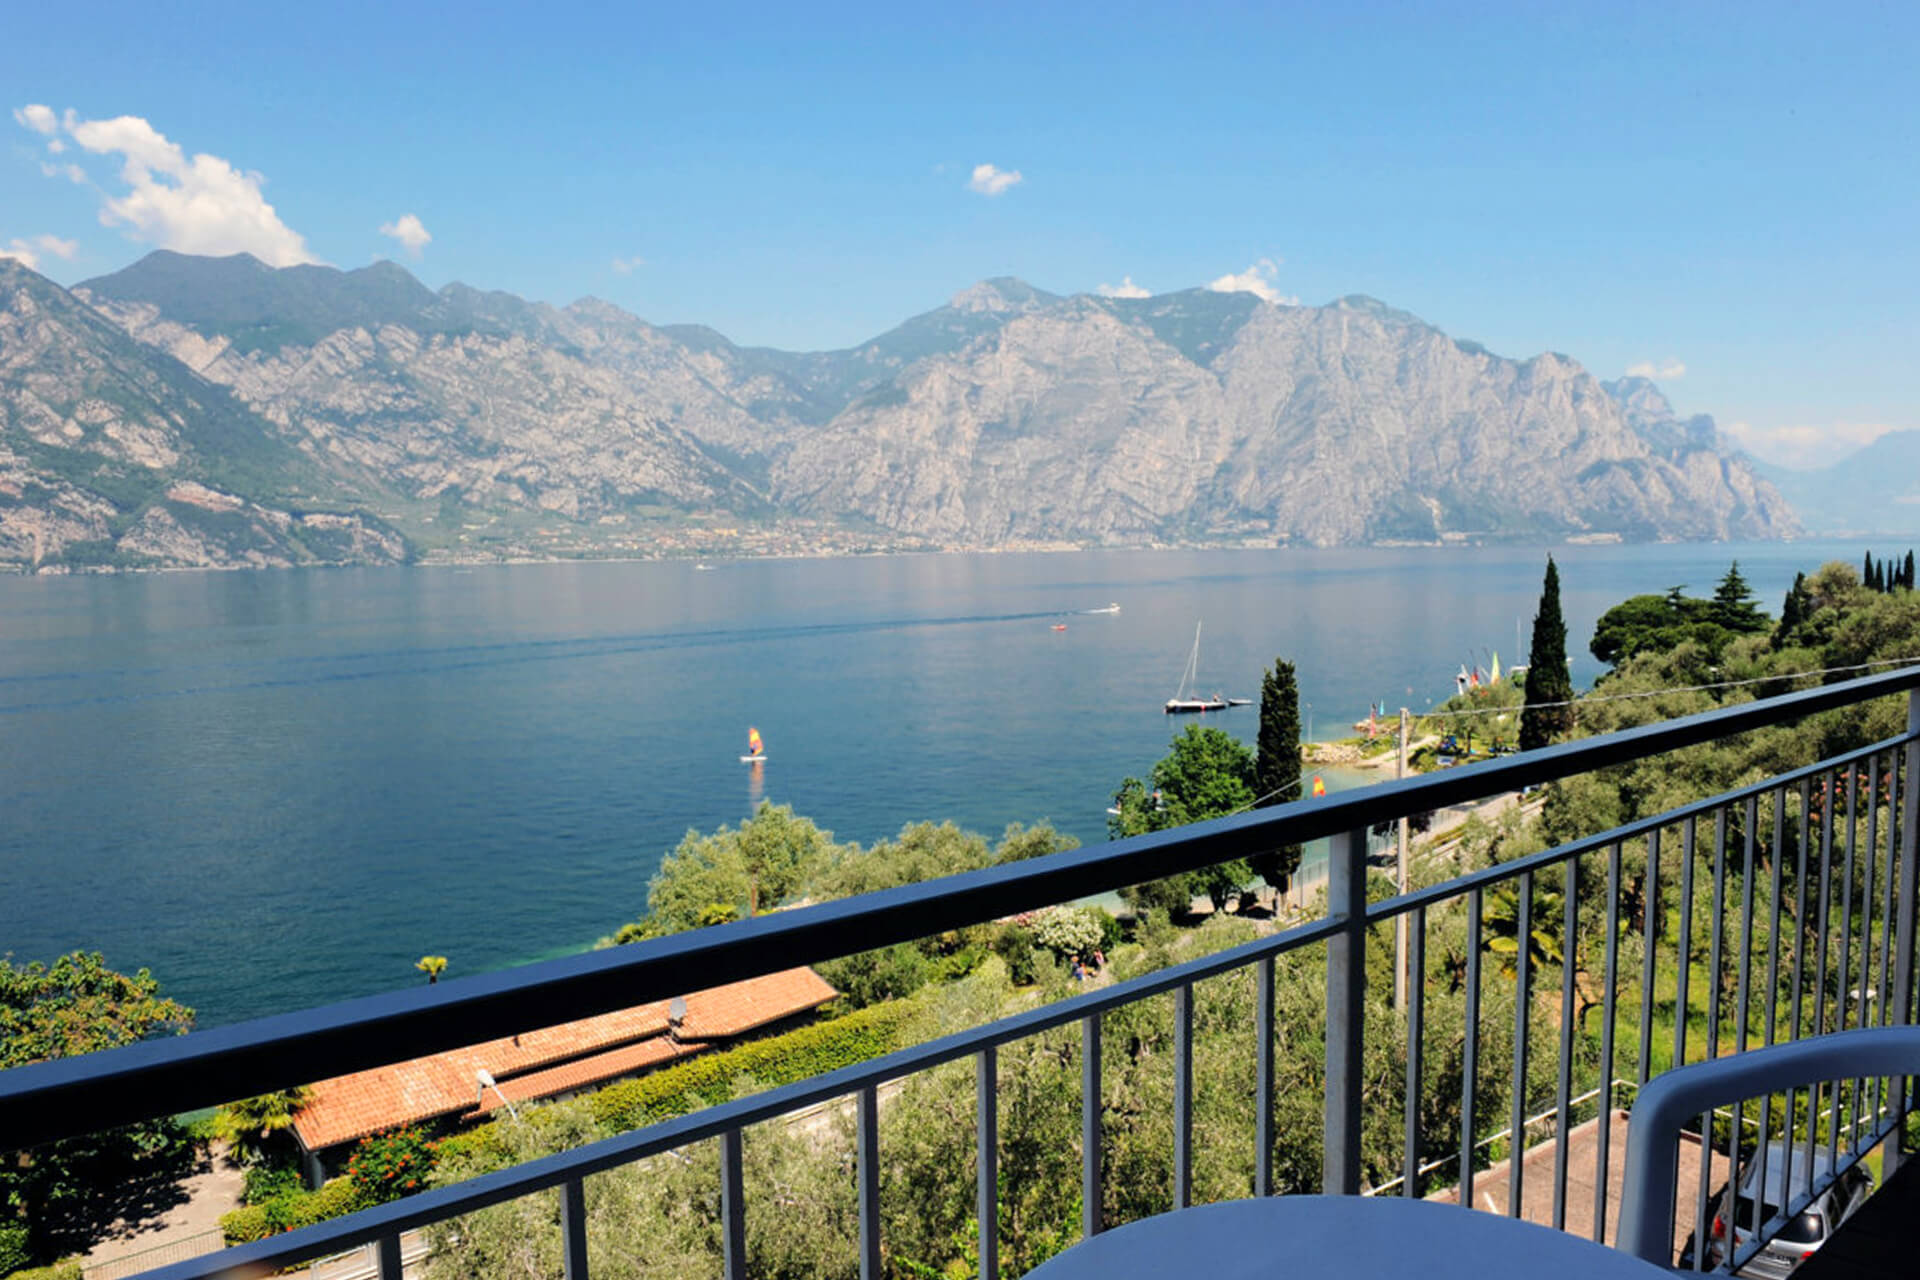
[0,260,406,569]
[776,287,1797,545]
[0,252,1799,570]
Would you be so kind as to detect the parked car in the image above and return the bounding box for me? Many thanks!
[1698,1142,1873,1277]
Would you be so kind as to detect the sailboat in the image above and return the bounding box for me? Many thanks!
[740,727,767,763]
[1164,622,1248,713]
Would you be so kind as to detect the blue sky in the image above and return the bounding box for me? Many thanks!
[3,1,1915,468]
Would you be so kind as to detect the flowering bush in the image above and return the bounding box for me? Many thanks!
[1030,906,1102,961]
[346,1125,438,1202]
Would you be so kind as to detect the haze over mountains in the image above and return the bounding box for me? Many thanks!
[0,251,1800,570]
[1752,433,1920,536]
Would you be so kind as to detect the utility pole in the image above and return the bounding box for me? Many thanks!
[1394,707,1411,1011]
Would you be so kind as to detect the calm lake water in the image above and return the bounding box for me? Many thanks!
[0,541,1882,1027]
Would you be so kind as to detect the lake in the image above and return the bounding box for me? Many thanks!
[0,541,1885,1027]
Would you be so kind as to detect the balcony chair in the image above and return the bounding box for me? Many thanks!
[1616,1024,1920,1269]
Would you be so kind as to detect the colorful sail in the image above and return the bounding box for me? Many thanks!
[1311,775,1327,798]
[1490,652,1501,685]
[747,727,764,758]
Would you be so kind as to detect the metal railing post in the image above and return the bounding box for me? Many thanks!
[1323,825,1369,1195]
[976,1048,998,1280]
[1889,692,1920,1175]
[1081,1013,1102,1237]
[720,1131,746,1280]
[561,1175,591,1280]
[376,1233,404,1280]
[859,1085,881,1280]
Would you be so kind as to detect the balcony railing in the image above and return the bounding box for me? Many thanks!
[5,667,1920,1279]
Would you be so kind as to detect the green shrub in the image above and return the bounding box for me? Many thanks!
[591,1001,915,1132]
[2,1258,81,1280]
[818,943,929,1010]
[430,1122,514,1171]
[994,925,1038,985]
[220,1201,270,1246]
[241,1158,303,1205]
[0,1223,29,1275]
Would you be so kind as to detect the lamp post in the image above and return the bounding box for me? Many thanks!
[476,1068,520,1120]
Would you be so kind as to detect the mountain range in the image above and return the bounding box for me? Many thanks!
[1751,433,1920,536]
[0,251,1799,570]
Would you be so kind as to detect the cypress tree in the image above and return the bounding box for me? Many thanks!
[1520,556,1574,752]
[1775,571,1808,646]
[1905,551,1915,591]
[1250,657,1304,891]
[1864,551,1875,588]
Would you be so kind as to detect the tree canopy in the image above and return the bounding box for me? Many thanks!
[0,953,196,1263]
[1110,725,1257,913]
[1589,562,1771,668]
[614,804,1075,946]
[0,952,193,1068]
[640,801,838,935]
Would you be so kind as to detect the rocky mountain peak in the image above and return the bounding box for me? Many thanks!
[1603,374,1676,420]
[947,277,1058,314]
[1330,295,1428,328]
[1603,375,1720,454]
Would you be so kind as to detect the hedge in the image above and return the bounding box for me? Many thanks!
[221,1176,372,1246]
[1,1260,81,1280]
[590,1000,917,1132]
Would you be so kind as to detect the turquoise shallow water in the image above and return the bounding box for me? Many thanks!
[0,542,1875,1026]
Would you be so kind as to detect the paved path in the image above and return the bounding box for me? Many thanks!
[1425,1109,1727,1264]
[79,1145,243,1279]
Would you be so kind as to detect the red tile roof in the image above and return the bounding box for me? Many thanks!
[292,966,836,1151]
[474,1036,709,1116]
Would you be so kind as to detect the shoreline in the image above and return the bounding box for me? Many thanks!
[3,531,1843,579]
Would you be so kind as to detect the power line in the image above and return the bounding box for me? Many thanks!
[1417,654,1920,720]
[1180,654,1920,820]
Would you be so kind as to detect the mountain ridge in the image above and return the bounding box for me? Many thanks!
[0,251,1801,570]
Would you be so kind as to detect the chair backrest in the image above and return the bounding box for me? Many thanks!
[1615,1025,1920,1265]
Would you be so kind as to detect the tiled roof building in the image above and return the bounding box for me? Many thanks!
[290,967,836,1180]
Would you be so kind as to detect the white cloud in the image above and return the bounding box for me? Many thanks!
[0,233,79,271]
[967,162,1023,197]
[1207,257,1297,306]
[1626,358,1687,379]
[45,138,65,154]
[13,103,56,135]
[16,106,317,266]
[611,255,645,274]
[378,213,431,259]
[1722,420,1901,470]
[1097,276,1150,298]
